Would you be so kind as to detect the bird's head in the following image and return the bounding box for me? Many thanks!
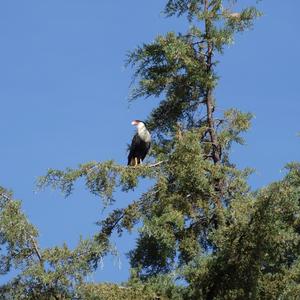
[131,120,146,130]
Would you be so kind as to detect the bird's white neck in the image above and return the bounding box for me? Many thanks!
[137,125,151,143]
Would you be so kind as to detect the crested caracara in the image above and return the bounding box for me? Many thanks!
[128,120,151,166]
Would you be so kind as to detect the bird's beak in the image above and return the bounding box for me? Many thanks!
[131,120,138,126]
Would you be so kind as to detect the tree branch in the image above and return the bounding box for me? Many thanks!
[29,235,43,264]
[146,161,165,168]
[127,161,166,168]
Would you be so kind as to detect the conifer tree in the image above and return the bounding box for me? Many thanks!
[1,1,300,299]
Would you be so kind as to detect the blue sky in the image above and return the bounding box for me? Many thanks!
[0,1,299,284]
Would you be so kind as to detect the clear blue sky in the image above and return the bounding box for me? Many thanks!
[0,1,299,284]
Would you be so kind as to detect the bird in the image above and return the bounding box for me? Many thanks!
[127,120,151,166]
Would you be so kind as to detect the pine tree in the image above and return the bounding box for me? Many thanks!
[1,1,300,299]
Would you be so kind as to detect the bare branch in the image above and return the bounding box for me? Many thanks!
[146,161,166,168]
[29,235,43,264]
[127,161,166,169]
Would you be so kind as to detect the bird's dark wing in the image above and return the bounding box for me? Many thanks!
[127,133,142,165]
[140,141,151,161]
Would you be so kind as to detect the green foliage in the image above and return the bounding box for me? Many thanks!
[182,165,300,299]
[0,187,38,275]
[77,282,168,300]
[0,187,111,299]
[38,161,159,205]
[128,31,209,134]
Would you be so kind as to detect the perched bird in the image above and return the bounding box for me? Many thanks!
[128,120,151,166]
